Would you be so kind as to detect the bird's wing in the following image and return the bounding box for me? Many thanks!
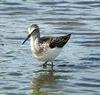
[40,33,71,48]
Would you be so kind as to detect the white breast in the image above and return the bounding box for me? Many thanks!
[34,47,62,62]
[30,37,62,62]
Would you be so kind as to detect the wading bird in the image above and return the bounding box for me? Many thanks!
[22,24,71,67]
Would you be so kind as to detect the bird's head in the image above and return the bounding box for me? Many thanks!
[28,24,39,34]
[22,24,39,44]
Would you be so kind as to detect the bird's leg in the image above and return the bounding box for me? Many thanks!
[43,61,48,68]
[51,61,53,69]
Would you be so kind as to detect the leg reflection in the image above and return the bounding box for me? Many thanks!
[32,68,55,95]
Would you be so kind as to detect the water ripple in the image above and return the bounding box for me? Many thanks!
[75,1,100,5]
[82,77,100,83]
[75,82,100,88]
[80,57,100,61]
[38,1,69,5]
[0,0,100,95]
[7,72,23,76]
[1,1,21,5]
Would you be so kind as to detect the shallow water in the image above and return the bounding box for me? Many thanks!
[0,0,100,95]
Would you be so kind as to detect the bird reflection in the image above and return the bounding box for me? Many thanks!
[32,68,55,95]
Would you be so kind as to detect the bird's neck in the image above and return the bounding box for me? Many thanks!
[30,34,41,53]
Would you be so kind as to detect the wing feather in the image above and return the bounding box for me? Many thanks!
[40,34,71,48]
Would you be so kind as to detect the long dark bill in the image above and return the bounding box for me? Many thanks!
[22,34,31,45]
[22,29,38,45]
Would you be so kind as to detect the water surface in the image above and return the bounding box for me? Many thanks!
[0,0,100,95]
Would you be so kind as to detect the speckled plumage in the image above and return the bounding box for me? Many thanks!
[40,34,71,48]
[22,24,71,64]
